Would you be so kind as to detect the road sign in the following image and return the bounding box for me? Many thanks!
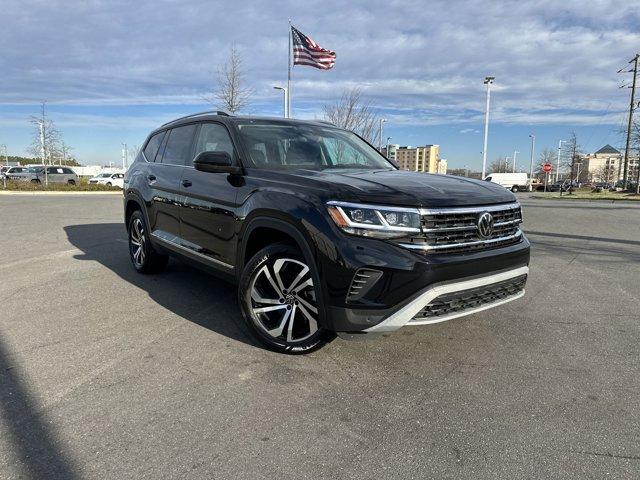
[543,163,552,173]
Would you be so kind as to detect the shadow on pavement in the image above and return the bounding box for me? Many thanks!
[64,223,259,349]
[0,338,81,480]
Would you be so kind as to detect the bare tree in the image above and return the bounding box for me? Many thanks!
[209,45,253,114]
[322,88,379,144]
[28,115,62,165]
[593,163,617,184]
[488,156,509,173]
[534,147,556,179]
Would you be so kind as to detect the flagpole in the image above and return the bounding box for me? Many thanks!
[287,19,292,118]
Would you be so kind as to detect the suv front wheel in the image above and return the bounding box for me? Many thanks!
[128,210,168,273]
[238,243,334,354]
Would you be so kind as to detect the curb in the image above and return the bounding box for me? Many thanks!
[0,190,123,196]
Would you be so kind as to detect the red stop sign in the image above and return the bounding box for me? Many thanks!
[543,163,552,173]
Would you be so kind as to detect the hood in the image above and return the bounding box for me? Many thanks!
[253,169,516,207]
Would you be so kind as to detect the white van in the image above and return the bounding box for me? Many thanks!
[484,173,528,192]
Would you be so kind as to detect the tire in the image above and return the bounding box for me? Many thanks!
[68,179,76,185]
[106,182,112,187]
[511,185,519,193]
[128,210,168,274]
[238,243,334,354]
[31,179,40,184]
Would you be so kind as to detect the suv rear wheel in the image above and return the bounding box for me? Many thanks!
[238,243,334,354]
[128,210,168,273]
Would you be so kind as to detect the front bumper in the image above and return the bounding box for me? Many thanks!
[320,231,530,333]
[363,265,528,333]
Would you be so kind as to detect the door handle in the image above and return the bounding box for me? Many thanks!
[147,174,156,183]
[182,179,192,188]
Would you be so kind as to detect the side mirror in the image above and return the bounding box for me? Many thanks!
[193,151,242,174]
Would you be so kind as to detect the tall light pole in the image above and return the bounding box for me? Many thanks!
[378,118,387,151]
[1,144,7,166]
[512,150,519,173]
[386,136,392,158]
[121,143,128,170]
[481,76,495,179]
[528,134,535,191]
[273,86,288,118]
[556,140,564,183]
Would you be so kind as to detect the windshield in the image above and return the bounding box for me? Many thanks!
[98,173,112,177]
[236,123,395,171]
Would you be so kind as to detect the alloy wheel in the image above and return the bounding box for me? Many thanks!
[129,218,146,267]
[248,257,319,343]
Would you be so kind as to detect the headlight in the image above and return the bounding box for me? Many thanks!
[326,201,421,239]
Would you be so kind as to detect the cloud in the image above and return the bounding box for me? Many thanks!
[1,0,638,130]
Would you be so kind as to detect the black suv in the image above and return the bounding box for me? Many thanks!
[124,112,529,353]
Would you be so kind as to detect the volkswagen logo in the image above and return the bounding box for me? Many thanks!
[477,212,494,239]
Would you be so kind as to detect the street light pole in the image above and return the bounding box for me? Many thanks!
[512,150,519,173]
[556,140,564,183]
[121,143,128,170]
[528,134,535,191]
[481,76,495,179]
[386,136,392,158]
[378,118,387,151]
[273,86,288,118]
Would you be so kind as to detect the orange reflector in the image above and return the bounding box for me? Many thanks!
[327,206,348,227]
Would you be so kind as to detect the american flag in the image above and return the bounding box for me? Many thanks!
[291,26,336,70]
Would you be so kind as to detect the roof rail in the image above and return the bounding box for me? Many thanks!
[161,110,230,127]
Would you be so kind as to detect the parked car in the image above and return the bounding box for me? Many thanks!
[124,112,530,353]
[610,179,638,191]
[483,173,529,192]
[17,166,79,185]
[89,172,124,188]
[1,166,30,179]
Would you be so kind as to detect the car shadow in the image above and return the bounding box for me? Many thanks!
[63,223,260,349]
[0,336,81,479]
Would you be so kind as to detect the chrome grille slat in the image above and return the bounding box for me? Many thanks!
[397,202,523,254]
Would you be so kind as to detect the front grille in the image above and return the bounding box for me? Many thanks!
[398,203,523,254]
[413,274,527,321]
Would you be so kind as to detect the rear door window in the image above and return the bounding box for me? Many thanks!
[161,125,197,166]
[144,131,166,162]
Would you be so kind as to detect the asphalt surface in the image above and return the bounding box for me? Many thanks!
[0,193,639,479]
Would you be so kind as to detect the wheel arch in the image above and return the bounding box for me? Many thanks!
[124,193,149,231]
[238,215,317,277]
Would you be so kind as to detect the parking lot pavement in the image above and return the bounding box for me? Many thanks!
[0,194,639,479]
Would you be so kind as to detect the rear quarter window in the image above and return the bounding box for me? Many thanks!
[143,131,166,162]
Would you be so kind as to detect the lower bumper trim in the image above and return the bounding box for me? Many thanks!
[363,266,529,333]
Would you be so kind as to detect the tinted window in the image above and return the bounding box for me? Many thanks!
[236,123,394,171]
[161,125,197,166]
[62,168,74,174]
[194,123,235,161]
[144,131,166,162]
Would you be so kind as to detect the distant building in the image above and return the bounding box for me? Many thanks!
[437,158,447,174]
[585,144,638,183]
[380,144,399,162]
[395,145,441,173]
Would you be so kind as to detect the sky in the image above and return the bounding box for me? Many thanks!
[0,0,638,170]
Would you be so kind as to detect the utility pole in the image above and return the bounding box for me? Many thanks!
[481,76,495,179]
[512,150,519,173]
[622,54,639,190]
[528,134,535,191]
[378,118,387,151]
